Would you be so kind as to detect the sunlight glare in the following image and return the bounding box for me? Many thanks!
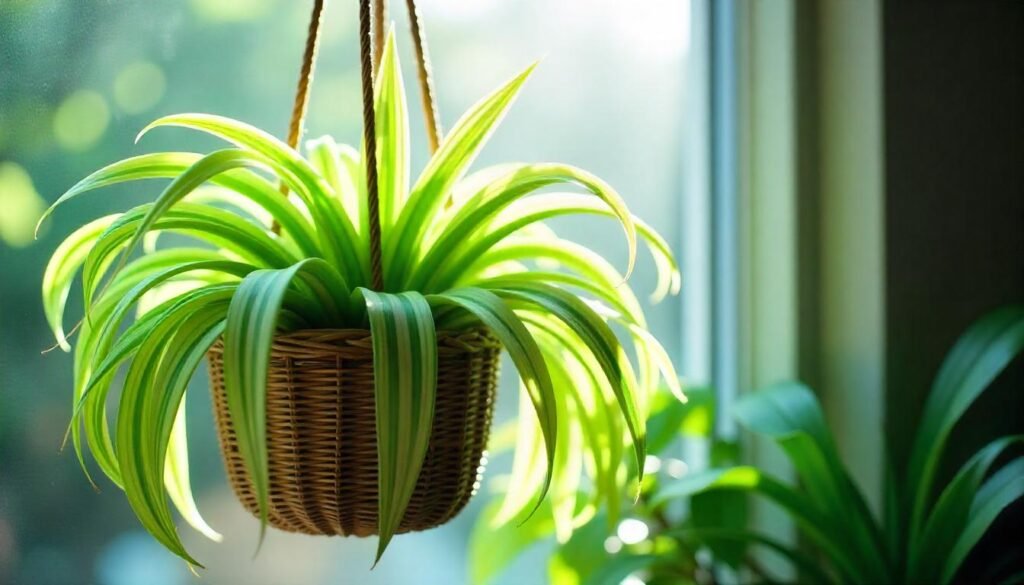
[616,518,649,545]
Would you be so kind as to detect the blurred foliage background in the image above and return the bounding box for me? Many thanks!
[0,0,688,583]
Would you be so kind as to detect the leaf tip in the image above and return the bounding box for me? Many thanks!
[41,337,70,355]
[518,60,541,84]
[252,515,268,559]
[202,525,224,543]
[135,115,171,144]
[372,536,392,568]
[33,213,50,239]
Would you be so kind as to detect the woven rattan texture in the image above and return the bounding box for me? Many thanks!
[208,328,500,537]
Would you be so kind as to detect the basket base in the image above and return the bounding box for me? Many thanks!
[207,328,500,536]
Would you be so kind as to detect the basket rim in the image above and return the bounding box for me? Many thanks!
[207,326,501,357]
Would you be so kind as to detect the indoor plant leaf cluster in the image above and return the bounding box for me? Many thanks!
[474,308,1023,584]
[39,32,680,565]
[648,306,1024,584]
[470,385,723,585]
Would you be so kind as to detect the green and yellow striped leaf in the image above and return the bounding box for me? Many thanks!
[358,289,437,562]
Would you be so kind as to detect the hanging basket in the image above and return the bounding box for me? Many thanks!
[207,328,501,536]
[200,0,492,538]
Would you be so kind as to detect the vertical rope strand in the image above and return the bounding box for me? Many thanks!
[372,0,388,74]
[360,0,385,291]
[405,0,443,153]
[272,0,326,235]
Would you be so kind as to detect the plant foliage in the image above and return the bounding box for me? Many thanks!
[650,306,1024,584]
[475,308,1023,584]
[470,385,727,585]
[40,32,679,566]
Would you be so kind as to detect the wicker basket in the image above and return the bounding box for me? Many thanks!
[207,328,501,537]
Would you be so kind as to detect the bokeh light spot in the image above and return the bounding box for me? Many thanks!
[113,61,167,114]
[665,458,689,479]
[616,518,650,545]
[0,162,46,247]
[643,455,662,475]
[53,90,110,152]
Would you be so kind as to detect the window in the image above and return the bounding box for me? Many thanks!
[0,1,703,584]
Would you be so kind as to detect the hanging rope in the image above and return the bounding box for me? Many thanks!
[276,0,438,289]
[372,0,387,73]
[370,0,442,153]
[360,0,385,291]
[272,0,326,235]
[405,0,443,153]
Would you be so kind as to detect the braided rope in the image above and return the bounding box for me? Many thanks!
[373,0,387,73]
[273,0,436,289]
[405,0,442,153]
[360,0,385,290]
[272,0,326,235]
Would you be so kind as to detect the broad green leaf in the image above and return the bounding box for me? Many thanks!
[454,239,630,309]
[72,259,251,485]
[80,202,294,309]
[668,528,834,584]
[386,63,537,287]
[164,396,222,542]
[690,489,750,570]
[735,382,889,582]
[222,261,338,543]
[476,194,677,301]
[116,294,230,566]
[408,165,638,292]
[357,289,437,563]
[139,114,365,279]
[307,138,366,237]
[427,288,558,518]
[36,151,319,257]
[942,458,1024,584]
[493,283,646,486]
[97,150,300,285]
[74,285,237,489]
[494,391,551,528]
[65,249,225,485]
[907,306,1024,539]
[521,315,624,524]
[92,260,255,372]
[652,466,862,582]
[910,436,1023,582]
[373,29,410,232]
[646,386,712,455]
[469,499,556,585]
[549,511,648,585]
[582,554,661,585]
[42,215,117,351]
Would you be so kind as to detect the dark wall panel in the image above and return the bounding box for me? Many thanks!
[883,2,1023,578]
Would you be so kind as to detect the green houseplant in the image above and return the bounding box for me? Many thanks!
[37,0,681,569]
[470,385,734,585]
[510,307,1022,584]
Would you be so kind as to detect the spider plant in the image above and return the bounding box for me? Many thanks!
[39,32,680,566]
[470,385,729,585]
[652,306,1024,584]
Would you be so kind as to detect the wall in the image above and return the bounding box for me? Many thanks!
[883,0,1024,575]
